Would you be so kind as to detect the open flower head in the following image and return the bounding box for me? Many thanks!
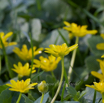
[34,55,61,71]
[0,32,17,48]
[12,62,36,78]
[63,21,97,38]
[6,78,37,93]
[45,43,78,57]
[86,81,104,94]
[91,59,104,81]
[96,43,104,50]
[13,44,43,61]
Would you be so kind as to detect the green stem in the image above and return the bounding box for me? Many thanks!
[102,93,104,103]
[61,81,66,101]
[16,92,22,103]
[0,37,14,78]
[40,93,44,103]
[29,33,34,78]
[0,55,1,75]
[51,57,64,103]
[51,71,56,81]
[68,37,79,81]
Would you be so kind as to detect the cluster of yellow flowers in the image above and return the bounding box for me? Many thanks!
[0,21,99,103]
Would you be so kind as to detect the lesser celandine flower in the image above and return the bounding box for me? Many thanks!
[6,78,37,93]
[6,78,37,103]
[33,55,61,71]
[12,62,36,78]
[0,32,17,48]
[63,21,97,39]
[47,43,78,103]
[86,81,104,103]
[45,43,78,57]
[86,81,104,94]
[13,44,43,61]
[91,59,104,81]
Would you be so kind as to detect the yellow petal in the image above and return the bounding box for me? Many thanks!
[63,21,70,26]
[91,71,103,80]
[96,43,104,50]
[3,32,13,41]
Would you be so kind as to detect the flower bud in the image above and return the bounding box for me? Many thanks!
[38,80,48,93]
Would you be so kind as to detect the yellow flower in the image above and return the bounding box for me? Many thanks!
[86,81,104,94]
[91,59,104,81]
[100,34,104,39]
[34,55,61,71]
[96,43,104,50]
[0,32,17,48]
[13,44,43,61]
[6,78,37,93]
[12,62,36,78]
[63,21,97,38]
[45,43,78,57]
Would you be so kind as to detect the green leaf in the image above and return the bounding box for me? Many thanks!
[31,71,44,81]
[40,29,70,48]
[87,36,104,56]
[0,85,8,94]
[42,0,72,21]
[34,92,49,103]
[85,56,100,72]
[66,86,77,99]
[0,88,12,103]
[84,87,101,103]
[22,94,33,103]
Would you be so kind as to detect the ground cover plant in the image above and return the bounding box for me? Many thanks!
[0,0,104,103]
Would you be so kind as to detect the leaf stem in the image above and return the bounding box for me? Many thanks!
[40,93,44,103]
[16,92,22,103]
[68,37,79,81]
[102,93,104,103]
[51,57,64,103]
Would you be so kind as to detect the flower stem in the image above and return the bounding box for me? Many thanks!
[16,92,22,103]
[102,93,104,103]
[68,37,79,81]
[29,33,34,78]
[0,37,14,78]
[51,57,64,103]
[40,93,44,103]
[0,55,1,75]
